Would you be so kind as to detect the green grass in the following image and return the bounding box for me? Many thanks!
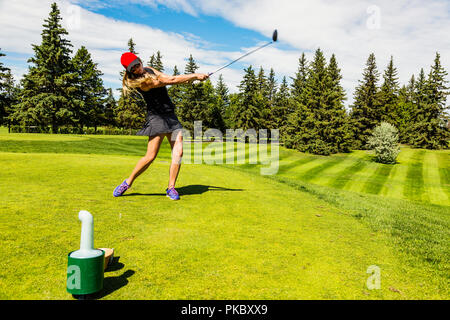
[235,144,449,207]
[0,128,448,299]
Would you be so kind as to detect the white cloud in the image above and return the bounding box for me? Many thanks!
[131,0,450,103]
[1,0,449,105]
[0,0,251,100]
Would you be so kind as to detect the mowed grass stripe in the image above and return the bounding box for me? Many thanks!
[437,152,450,200]
[404,150,426,202]
[423,152,449,206]
[300,157,346,182]
[379,147,412,200]
[344,161,380,193]
[329,160,367,189]
[277,156,316,175]
[363,164,394,195]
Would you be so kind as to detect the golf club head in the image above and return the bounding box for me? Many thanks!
[272,29,278,42]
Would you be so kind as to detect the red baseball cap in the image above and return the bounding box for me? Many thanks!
[121,52,140,72]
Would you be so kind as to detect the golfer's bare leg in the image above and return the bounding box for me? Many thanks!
[125,134,164,186]
[167,130,183,189]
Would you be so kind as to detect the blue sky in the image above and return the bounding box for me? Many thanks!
[78,2,269,52]
[1,0,449,105]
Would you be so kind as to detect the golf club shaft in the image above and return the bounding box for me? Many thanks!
[208,41,274,76]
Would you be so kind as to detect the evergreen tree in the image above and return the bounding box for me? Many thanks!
[214,74,231,129]
[256,66,271,129]
[127,38,137,55]
[147,54,155,68]
[0,51,19,130]
[203,79,225,131]
[154,51,164,72]
[147,50,164,72]
[271,76,291,137]
[378,56,400,125]
[290,53,308,104]
[396,80,415,143]
[72,46,107,131]
[298,48,333,155]
[408,53,449,148]
[10,2,77,133]
[350,53,382,149]
[229,65,263,133]
[167,65,183,109]
[0,49,10,125]
[267,68,278,103]
[285,50,350,155]
[177,55,200,133]
[405,69,428,143]
[184,54,199,74]
[326,53,352,152]
[103,88,116,127]
[176,55,216,134]
[264,68,278,130]
[257,66,269,99]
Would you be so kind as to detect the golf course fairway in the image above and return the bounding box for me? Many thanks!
[0,130,448,299]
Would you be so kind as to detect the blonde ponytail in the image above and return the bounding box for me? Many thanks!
[122,67,158,96]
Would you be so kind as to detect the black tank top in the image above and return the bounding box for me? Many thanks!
[136,68,176,115]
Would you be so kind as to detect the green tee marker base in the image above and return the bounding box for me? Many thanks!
[66,250,105,296]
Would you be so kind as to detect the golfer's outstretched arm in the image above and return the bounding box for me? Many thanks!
[145,67,208,87]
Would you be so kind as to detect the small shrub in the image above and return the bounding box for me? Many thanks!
[367,122,400,164]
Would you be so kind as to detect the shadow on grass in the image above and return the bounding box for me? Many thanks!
[95,269,135,299]
[73,257,135,300]
[96,257,135,299]
[124,184,244,197]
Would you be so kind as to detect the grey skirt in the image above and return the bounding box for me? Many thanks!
[136,113,183,137]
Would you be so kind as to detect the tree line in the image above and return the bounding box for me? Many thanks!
[0,2,448,154]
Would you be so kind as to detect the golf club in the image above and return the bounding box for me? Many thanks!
[208,29,278,77]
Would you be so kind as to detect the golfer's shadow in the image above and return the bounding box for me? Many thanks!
[91,257,135,299]
[125,184,244,197]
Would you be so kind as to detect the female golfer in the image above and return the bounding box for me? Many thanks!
[113,52,209,200]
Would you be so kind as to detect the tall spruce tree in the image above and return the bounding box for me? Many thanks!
[10,2,77,133]
[168,65,183,110]
[350,53,382,149]
[285,54,309,149]
[405,69,427,143]
[0,49,10,125]
[215,74,230,129]
[267,68,278,103]
[2,71,19,132]
[103,88,116,127]
[177,55,219,134]
[127,38,137,55]
[72,46,107,131]
[285,50,350,154]
[177,55,201,133]
[0,50,19,130]
[326,54,352,152]
[256,66,271,129]
[147,51,164,72]
[408,53,449,148]
[203,79,225,131]
[378,56,400,125]
[147,54,155,68]
[229,65,263,132]
[396,79,415,143]
[291,53,308,104]
[271,76,290,136]
[154,51,164,72]
[265,68,278,130]
[299,49,336,154]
